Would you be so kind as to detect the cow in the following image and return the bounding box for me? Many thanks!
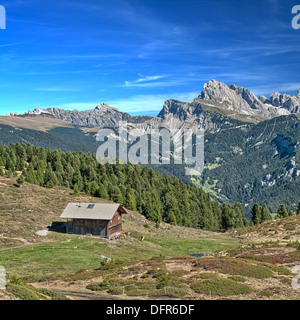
[118,233,126,239]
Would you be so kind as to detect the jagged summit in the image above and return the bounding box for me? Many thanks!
[197,79,298,119]
[94,103,119,112]
[9,80,300,128]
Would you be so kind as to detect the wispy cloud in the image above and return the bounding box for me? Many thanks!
[0,42,24,48]
[34,87,76,92]
[124,74,170,87]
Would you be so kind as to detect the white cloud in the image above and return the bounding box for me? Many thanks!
[107,92,198,114]
[124,74,169,87]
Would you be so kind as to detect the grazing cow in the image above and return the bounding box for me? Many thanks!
[141,235,145,241]
[124,232,130,236]
[119,233,126,239]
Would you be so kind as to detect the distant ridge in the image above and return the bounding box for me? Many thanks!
[10,103,152,127]
[9,80,300,128]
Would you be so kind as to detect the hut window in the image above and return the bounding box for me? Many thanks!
[87,204,95,209]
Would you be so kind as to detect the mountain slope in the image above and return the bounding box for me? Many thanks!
[202,115,300,216]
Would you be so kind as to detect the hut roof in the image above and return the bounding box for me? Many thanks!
[60,203,127,220]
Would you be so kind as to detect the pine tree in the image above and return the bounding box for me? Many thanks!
[73,184,80,195]
[25,165,37,184]
[289,210,294,217]
[233,202,247,228]
[89,181,99,197]
[297,203,300,216]
[221,204,235,230]
[142,191,162,224]
[16,176,24,186]
[98,183,109,200]
[46,179,55,189]
[251,204,261,225]
[124,188,136,211]
[261,204,272,222]
[278,204,288,218]
[109,185,123,204]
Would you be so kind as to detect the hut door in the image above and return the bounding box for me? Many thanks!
[100,225,107,238]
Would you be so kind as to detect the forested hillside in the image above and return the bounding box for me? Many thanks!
[1,114,298,217]
[0,143,247,232]
[202,115,300,216]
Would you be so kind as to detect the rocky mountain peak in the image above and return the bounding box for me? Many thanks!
[197,80,297,119]
[268,91,300,114]
[198,80,271,117]
[94,103,118,113]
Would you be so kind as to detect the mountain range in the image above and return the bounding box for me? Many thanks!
[9,79,300,126]
[1,79,300,216]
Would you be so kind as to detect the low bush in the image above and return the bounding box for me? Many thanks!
[192,273,219,280]
[191,278,253,296]
[107,287,123,295]
[227,276,247,282]
[259,290,273,297]
[125,288,150,296]
[195,258,273,279]
[167,270,189,277]
[37,288,70,300]
[6,283,41,300]
[86,279,111,291]
[279,278,292,285]
[164,286,189,298]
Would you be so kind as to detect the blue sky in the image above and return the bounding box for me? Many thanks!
[0,0,299,116]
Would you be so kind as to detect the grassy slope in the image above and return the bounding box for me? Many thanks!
[0,177,237,281]
[1,177,300,300]
[0,116,73,132]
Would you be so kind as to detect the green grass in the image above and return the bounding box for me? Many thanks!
[0,232,238,282]
[144,236,239,256]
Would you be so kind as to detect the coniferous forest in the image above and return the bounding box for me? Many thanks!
[0,142,249,232]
